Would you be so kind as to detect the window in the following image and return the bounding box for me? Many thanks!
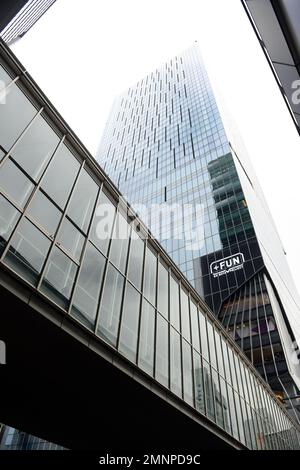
[41,246,77,308]
[190,301,200,352]
[215,332,225,378]
[71,243,105,329]
[0,81,37,152]
[41,143,80,208]
[170,275,180,331]
[182,340,194,406]
[119,283,141,362]
[67,169,98,233]
[199,312,209,360]
[5,218,51,284]
[90,191,115,255]
[57,218,85,262]
[180,288,190,342]
[157,262,168,318]
[109,212,130,273]
[0,195,21,254]
[138,300,155,375]
[143,247,156,305]
[170,327,182,397]
[203,359,215,422]
[193,350,205,414]
[155,313,168,387]
[206,320,217,369]
[11,114,60,180]
[26,190,61,236]
[97,263,124,346]
[0,158,34,207]
[127,231,144,290]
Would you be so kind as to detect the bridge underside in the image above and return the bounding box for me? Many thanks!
[0,267,242,450]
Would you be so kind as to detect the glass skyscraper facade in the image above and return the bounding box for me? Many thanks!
[97,45,300,418]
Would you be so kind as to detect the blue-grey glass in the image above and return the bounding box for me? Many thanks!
[57,218,85,262]
[0,195,21,254]
[157,262,168,318]
[41,246,77,308]
[0,81,37,152]
[90,191,116,255]
[170,327,182,397]
[220,377,231,433]
[215,332,225,378]
[193,350,205,414]
[143,247,156,305]
[212,369,224,428]
[234,392,246,445]
[71,242,105,329]
[227,385,240,441]
[11,114,60,181]
[109,212,130,273]
[199,312,209,361]
[202,359,215,422]
[0,64,13,87]
[155,312,169,387]
[97,263,124,346]
[4,218,51,284]
[206,320,217,369]
[190,302,200,351]
[119,283,141,362]
[41,143,80,208]
[182,339,194,406]
[180,288,191,342]
[67,168,98,233]
[127,232,144,290]
[0,158,34,207]
[170,276,180,331]
[138,299,155,375]
[26,190,61,236]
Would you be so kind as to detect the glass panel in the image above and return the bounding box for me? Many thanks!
[97,263,124,347]
[41,143,80,208]
[180,288,190,342]
[90,191,116,255]
[199,312,209,361]
[0,195,21,254]
[0,65,13,87]
[143,247,156,305]
[0,81,37,151]
[212,369,224,428]
[157,262,168,318]
[27,190,61,236]
[235,393,246,445]
[138,299,155,375]
[215,332,225,378]
[193,350,205,414]
[71,243,105,329]
[190,301,200,352]
[170,275,180,331]
[170,327,182,397]
[155,312,168,387]
[182,340,193,406]
[127,231,144,290]
[57,218,85,262]
[119,283,141,362]
[206,321,217,369]
[227,385,240,441]
[203,359,215,422]
[41,246,77,308]
[109,212,130,273]
[0,158,34,207]
[5,218,51,284]
[0,149,5,162]
[11,114,60,180]
[222,339,232,386]
[67,169,98,233]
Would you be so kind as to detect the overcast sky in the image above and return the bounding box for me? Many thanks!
[12,0,300,294]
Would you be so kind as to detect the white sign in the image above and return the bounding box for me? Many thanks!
[210,253,245,278]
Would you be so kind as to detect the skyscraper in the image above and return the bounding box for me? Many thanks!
[97,45,300,419]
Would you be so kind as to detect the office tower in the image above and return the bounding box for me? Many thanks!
[0,426,63,450]
[97,45,300,418]
[241,0,300,136]
[0,39,299,450]
[0,0,56,45]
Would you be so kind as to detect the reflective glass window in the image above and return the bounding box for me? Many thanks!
[0,195,21,254]
[182,340,193,406]
[67,169,98,233]
[97,263,124,346]
[170,275,180,330]
[215,332,225,378]
[157,262,168,318]
[203,359,215,422]
[90,191,116,255]
[71,243,105,329]
[180,288,190,342]
[143,247,156,305]
[212,369,224,428]
[5,218,51,284]
[138,299,155,375]
[155,312,168,387]
[41,246,77,308]
[119,283,141,362]
[0,158,34,207]
[227,385,240,441]
[170,327,182,397]
[27,190,61,236]
[206,320,217,369]
[11,114,60,180]
[109,212,130,273]
[190,301,200,352]
[199,312,209,360]
[57,218,85,262]
[127,232,144,290]
[193,350,205,414]
[235,392,246,445]
[41,144,80,208]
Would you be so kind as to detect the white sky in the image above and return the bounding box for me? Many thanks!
[12,0,300,294]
